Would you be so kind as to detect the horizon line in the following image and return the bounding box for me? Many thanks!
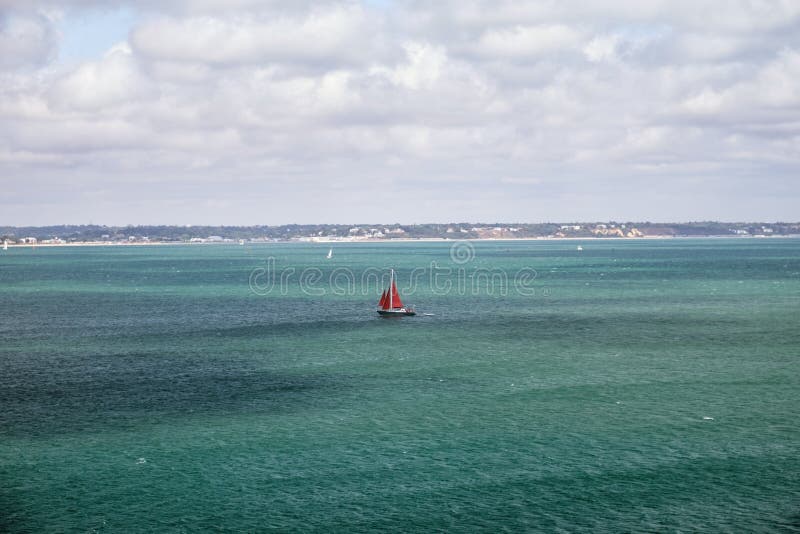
[3,220,800,228]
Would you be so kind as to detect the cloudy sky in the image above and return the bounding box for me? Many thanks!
[1,1,799,225]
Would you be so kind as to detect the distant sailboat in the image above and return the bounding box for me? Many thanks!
[2,240,7,251]
[326,248,333,259]
[377,269,415,316]
[577,245,583,251]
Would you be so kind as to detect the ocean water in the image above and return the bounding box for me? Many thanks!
[1,239,799,532]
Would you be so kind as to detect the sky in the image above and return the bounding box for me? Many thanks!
[1,0,799,225]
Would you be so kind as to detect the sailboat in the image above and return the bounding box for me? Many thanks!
[326,248,333,259]
[377,269,415,316]
[2,240,7,251]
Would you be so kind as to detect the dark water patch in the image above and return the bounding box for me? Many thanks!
[0,358,351,438]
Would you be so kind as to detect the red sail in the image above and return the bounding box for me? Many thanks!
[378,290,388,309]
[390,281,404,308]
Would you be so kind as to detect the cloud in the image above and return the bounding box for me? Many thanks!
[378,42,447,90]
[475,24,581,59]
[584,34,622,63]
[0,11,57,69]
[681,49,800,119]
[48,43,155,110]
[1,0,799,224]
[130,5,382,67]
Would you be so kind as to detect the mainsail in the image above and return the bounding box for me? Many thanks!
[389,280,403,308]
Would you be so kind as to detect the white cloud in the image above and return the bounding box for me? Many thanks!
[681,49,800,118]
[683,88,725,115]
[476,24,581,59]
[1,0,799,224]
[48,43,155,110]
[0,11,57,69]
[377,42,446,90]
[130,5,380,67]
[677,32,748,62]
[8,117,148,152]
[584,34,621,63]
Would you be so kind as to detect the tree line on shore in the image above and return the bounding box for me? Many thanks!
[2,221,799,243]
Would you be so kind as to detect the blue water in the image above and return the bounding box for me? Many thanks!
[1,239,799,531]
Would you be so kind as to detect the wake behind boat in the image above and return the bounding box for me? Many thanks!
[377,269,415,316]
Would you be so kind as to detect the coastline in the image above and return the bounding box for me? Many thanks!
[3,234,798,248]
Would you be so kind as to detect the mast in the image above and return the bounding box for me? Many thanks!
[389,269,394,309]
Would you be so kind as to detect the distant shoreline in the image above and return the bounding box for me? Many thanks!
[4,234,799,248]
[4,222,797,245]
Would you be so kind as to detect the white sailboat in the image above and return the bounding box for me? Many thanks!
[2,240,7,251]
[326,248,333,259]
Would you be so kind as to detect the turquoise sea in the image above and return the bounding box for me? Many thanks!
[1,239,799,532]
